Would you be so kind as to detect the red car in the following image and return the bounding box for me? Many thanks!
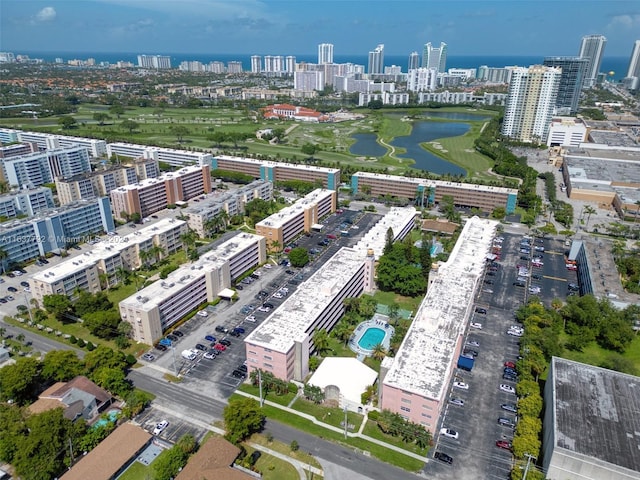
[214,343,227,352]
[504,361,516,369]
[496,440,512,451]
[327,234,337,240]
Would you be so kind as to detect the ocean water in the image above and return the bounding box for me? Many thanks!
[16,51,631,81]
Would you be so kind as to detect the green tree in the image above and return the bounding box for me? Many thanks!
[582,205,596,230]
[0,403,26,462]
[84,345,128,373]
[288,247,309,267]
[171,125,189,143]
[383,227,394,255]
[41,350,83,382]
[0,357,40,404]
[303,384,325,404]
[109,104,125,118]
[371,343,387,361]
[312,329,331,356]
[121,389,153,418]
[223,398,265,444]
[92,112,110,125]
[84,309,121,339]
[152,442,190,480]
[91,366,131,397]
[121,119,139,133]
[58,115,77,129]
[74,290,113,317]
[42,294,72,321]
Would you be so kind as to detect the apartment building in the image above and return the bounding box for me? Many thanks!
[185,180,273,237]
[119,233,266,345]
[351,171,518,214]
[110,165,211,220]
[0,145,92,188]
[245,207,416,382]
[0,142,38,159]
[106,143,212,168]
[0,187,55,218]
[0,129,108,157]
[31,218,187,304]
[0,197,114,265]
[379,217,498,432]
[255,189,336,252]
[209,155,340,190]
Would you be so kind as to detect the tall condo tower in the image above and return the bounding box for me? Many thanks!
[543,56,588,115]
[501,65,561,143]
[250,55,262,73]
[318,43,334,64]
[368,44,385,75]
[408,51,420,71]
[626,40,640,79]
[422,42,447,72]
[578,34,607,88]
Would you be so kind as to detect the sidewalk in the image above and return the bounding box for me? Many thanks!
[235,390,428,463]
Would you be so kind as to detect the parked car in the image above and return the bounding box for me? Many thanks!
[196,311,208,317]
[501,403,518,413]
[142,353,155,361]
[166,334,178,342]
[214,343,227,351]
[504,361,516,369]
[245,315,257,323]
[440,428,459,439]
[449,397,465,407]
[233,327,245,334]
[204,351,217,360]
[7,287,17,293]
[215,326,229,333]
[466,340,480,347]
[453,381,469,390]
[153,420,169,435]
[503,373,517,382]
[195,343,207,351]
[220,339,232,347]
[20,281,29,288]
[173,331,184,337]
[205,335,216,343]
[434,451,453,465]
[498,417,516,428]
[496,440,512,451]
[500,384,516,394]
[155,344,167,352]
[231,369,246,379]
[475,307,487,314]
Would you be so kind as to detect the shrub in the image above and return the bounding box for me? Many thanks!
[367,410,380,421]
[69,335,77,344]
[86,342,96,351]
[125,354,137,366]
[76,339,86,348]
[290,440,299,452]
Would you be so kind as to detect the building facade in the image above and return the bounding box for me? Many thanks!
[318,43,334,65]
[625,40,640,89]
[255,189,336,251]
[422,42,447,72]
[119,233,266,345]
[351,171,518,214]
[137,55,171,69]
[501,65,561,143]
[546,117,588,147]
[105,143,212,168]
[543,57,588,115]
[0,187,55,218]
[368,44,385,75]
[579,34,607,88]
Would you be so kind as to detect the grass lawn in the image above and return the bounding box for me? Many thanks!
[229,394,425,472]
[249,434,322,469]
[369,290,422,315]
[556,333,640,376]
[362,420,429,456]
[243,444,306,480]
[237,383,298,407]
[117,460,152,480]
[290,397,364,431]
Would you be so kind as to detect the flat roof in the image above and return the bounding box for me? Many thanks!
[382,217,498,400]
[589,130,638,148]
[111,165,205,192]
[184,180,271,216]
[354,171,519,195]
[255,189,334,229]
[0,198,104,233]
[120,232,262,311]
[565,154,640,186]
[215,154,340,174]
[245,245,366,353]
[550,357,640,473]
[308,357,378,406]
[354,207,417,259]
[60,423,151,480]
[32,218,185,283]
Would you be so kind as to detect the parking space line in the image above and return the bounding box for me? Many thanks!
[543,275,567,282]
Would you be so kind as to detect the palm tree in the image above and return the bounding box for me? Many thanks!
[634,200,640,224]
[582,205,596,231]
[334,322,355,346]
[387,303,400,325]
[181,230,197,252]
[139,249,152,268]
[150,244,165,263]
[0,247,7,275]
[115,266,130,285]
[312,329,330,356]
[371,343,387,361]
[269,240,281,254]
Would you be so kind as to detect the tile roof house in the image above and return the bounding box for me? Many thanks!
[28,375,112,421]
[175,436,254,480]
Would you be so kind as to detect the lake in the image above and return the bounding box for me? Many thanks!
[350,133,387,157]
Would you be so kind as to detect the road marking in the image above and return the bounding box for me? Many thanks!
[544,275,567,282]
[545,251,564,255]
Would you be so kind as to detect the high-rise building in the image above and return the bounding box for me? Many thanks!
[227,61,243,74]
[408,51,420,71]
[285,56,296,73]
[501,65,561,143]
[626,40,640,79]
[318,43,334,64]
[368,44,384,75]
[543,56,588,115]
[250,55,262,73]
[422,42,447,72]
[137,55,171,69]
[578,35,606,88]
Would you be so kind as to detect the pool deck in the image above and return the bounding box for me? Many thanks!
[349,314,395,357]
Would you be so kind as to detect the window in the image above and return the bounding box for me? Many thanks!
[263,363,273,368]
[248,350,257,356]
[264,355,272,361]
[401,398,411,404]
[421,413,432,419]
[400,406,411,413]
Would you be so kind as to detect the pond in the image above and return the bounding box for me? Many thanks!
[350,133,387,157]
[420,111,492,122]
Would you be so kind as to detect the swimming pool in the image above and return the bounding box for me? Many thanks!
[93,409,120,428]
[357,327,386,351]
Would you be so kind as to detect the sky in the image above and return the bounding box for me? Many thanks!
[1,0,639,57]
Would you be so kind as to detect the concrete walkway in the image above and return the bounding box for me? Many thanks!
[235,390,428,463]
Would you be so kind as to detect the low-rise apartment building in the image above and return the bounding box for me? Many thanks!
[0,197,114,265]
[119,233,266,345]
[209,155,340,190]
[56,159,159,205]
[0,142,39,159]
[0,187,55,218]
[31,218,187,303]
[351,171,518,214]
[106,142,212,168]
[110,165,211,220]
[255,189,336,251]
[0,128,108,158]
[379,217,498,432]
[245,207,417,381]
[185,180,273,237]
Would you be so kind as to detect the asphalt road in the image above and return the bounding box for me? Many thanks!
[127,370,422,480]
[0,319,85,358]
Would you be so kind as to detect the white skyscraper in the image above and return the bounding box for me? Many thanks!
[286,56,297,73]
[408,51,420,71]
[578,34,607,88]
[626,40,640,79]
[318,43,334,64]
[137,55,171,69]
[407,68,438,92]
[422,42,447,72]
[251,55,262,73]
[501,65,561,143]
[368,44,384,75]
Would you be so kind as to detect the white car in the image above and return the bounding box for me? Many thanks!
[500,384,516,394]
[507,330,523,337]
[196,311,208,317]
[258,306,270,312]
[470,322,483,329]
[273,293,284,299]
[440,428,459,439]
[153,420,169,435]
[263,264,272,269]
[528,286,541,294]
[245,315,257,323]
[453,381,469,390]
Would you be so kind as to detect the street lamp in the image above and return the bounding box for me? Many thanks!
[23,291,34,325]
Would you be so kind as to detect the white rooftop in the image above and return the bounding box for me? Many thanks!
[354,207,417,259]
[111,165,204,192]
[216,155,340,174]
[245,245,366,353]
[355,171,519,195]
[255,188,334,229]
[120,232,262,311]
[382,216,498,400]
[184,180,270,216]
[32,218,185,283]
[308,357,378,407]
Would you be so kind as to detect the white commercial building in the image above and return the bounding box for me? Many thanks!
[407,68,438,92]
[294,71,325,92]
[137,55,171,69]
[106,143,212,168]
[358,92,409,106]
[546,117,588,147]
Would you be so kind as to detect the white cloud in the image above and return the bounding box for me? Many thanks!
[607,14,640,29]
[35,6,57,22]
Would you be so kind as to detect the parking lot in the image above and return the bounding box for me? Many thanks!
[135,406,209,443]
[426,232,578,480]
